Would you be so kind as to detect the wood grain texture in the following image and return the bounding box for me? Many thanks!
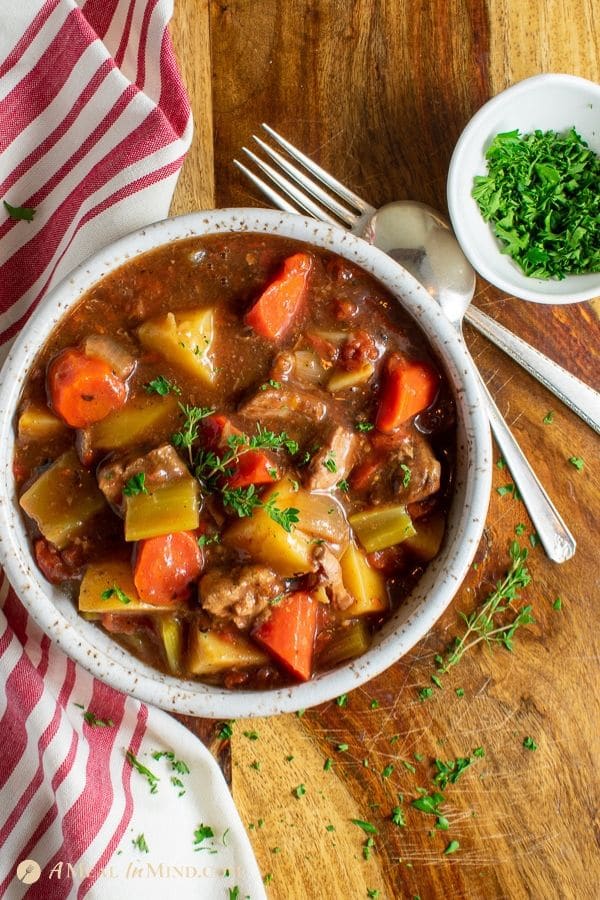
[169,1,600,897]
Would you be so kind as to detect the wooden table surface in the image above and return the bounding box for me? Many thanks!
[169,3,600,898]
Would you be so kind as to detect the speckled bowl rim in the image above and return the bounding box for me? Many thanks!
[447,73,600,304]
[0,209,492,718]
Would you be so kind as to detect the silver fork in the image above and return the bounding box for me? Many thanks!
[234,125,578,563]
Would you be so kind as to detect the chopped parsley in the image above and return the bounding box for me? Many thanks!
[336,693,348,707]
[411,791,445,815]
[523,736,538,751]
[472,127,600,279]
[418,687,433,702]
[323,453,337,473]
[293,783,306,799]
[433,749,484,789]
[497,482,522,500]
[355,420,374,432]
[400,463,411,487]
[543,411,554,425]
[259,379,282,391]
[444,839,460,855]
[390,806,406,827]
[74,704,114,728]
[126,751,159,793]
[351,819,378,834]
[243,730,259,741]
[144,375,181,396]
[3,199,36,221]
[337,478,350,492]
[101,585,131,605]
[323,757,333,772]
[553,596,562,611]
[122,472,149,496]
[193,823,215,850]
[132,833,149,853]
[568,455,584,471]
[381,764,394,779]
[217,721,234,740]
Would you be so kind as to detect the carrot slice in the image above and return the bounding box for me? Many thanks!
[252,591,317,681]
[225,450,278,489]
[375,354,439,433]
[48,348,127,428]
[245,252,313,340]
[133,531,203,606]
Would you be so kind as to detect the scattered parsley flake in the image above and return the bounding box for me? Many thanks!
[351,819,378,834]
[401,760,416,773]
[543,411,554,424]
[355,421,374,432]
[418,687,433,702]
[523,736,538,751]
[243,730,259,741]
[400,463,411,487]
[123,472,149,496]
[529,532,540,549]
[323,757,333,772]
[293,783,306,799]
[217,721,234,740]
[553,596,562,611]
[391,806,406,827]
[3,200,35,221]
[444,839,460,855]
[381,764,394,779]
[336,693,348,707]
[411,791,445,815]
[568,455,584,471]
[337,478,350,492]
[193,823,215,850]
[515,523,526,536]
[370,699,380,710]
[81,709,114,728]
[455,687,465,697]
[144,375,181,396]
[336,743,349,752]
[132,833,149,853]
[126,751,159,794]
[101,584,132,605]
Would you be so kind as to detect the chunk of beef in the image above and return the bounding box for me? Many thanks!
[199,564,285,630]
[313,545,353,611]
[304,424,358,491]
[238,385,329,443]
[366,431,441,506]
[97,444,188,510]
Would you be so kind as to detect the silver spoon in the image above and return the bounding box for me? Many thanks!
[364,201,576,563]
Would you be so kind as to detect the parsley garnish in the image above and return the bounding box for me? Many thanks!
[390,806,406,827]
[217,721,234,740]
[543,411,554,425]
[3,200,35,221]
[433,749,484,789]
[293,784,306,798]
[193,823,215,850]
[568,455,584,471]
[75,703,115,728]
[144,375,181,396]
[351,819,378,834]
[411,791,445,815]
[101,585,132,605]
[553,596,562,611]
[197,532,221,547]
[355,421,374,432]
[132,833,149,853]
[259,379,282,390]
[323,453,337,473]
[523,736,538,751]
[337,478,350,492]
[126,750,159,793]
[123,472,149,496]
[444,839,460,855]
[472,127,600,278]
[381,764,394,779]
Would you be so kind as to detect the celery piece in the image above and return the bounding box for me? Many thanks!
[138,308,216,384]
[319,619,371,668]
[327,362,374,393]
[158,616,184,673]
[349,504,415,553]
[20,449,106,549]
[187,625,269,675]
[87,394,177,451]
[124,477,200,541]
[340,542,388,616]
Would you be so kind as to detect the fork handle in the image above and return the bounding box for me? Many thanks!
[465,306,600,435]
[470,357,576,563]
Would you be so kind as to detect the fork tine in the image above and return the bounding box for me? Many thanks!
[240,146,341,226]
[252,135,359,227]
[261,123,375,215]
[233,159,301,215]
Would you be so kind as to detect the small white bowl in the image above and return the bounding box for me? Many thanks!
[0,209,492,718]
[447,73,600,304]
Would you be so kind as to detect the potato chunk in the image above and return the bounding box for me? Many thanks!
[124,477,200,541]
[86,394,177,452]
[19,449,106,549]
[18,404,67,441]
[223,483,315,577]
[187,625,269,675]
[340,542,388,617]
[137,308,216,384]
[79,558,161,613]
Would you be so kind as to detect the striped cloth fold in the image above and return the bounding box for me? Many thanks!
[0,4,266,898]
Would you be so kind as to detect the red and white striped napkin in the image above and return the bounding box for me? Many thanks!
[0,3,265,898]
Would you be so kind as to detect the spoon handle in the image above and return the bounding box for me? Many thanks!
[465,306,600,435]
[471,362,576,563]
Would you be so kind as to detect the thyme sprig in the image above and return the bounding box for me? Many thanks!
[439,542,533,674]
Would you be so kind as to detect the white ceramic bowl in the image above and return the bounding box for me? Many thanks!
[447,73,600,304]
[0,209,492,718]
